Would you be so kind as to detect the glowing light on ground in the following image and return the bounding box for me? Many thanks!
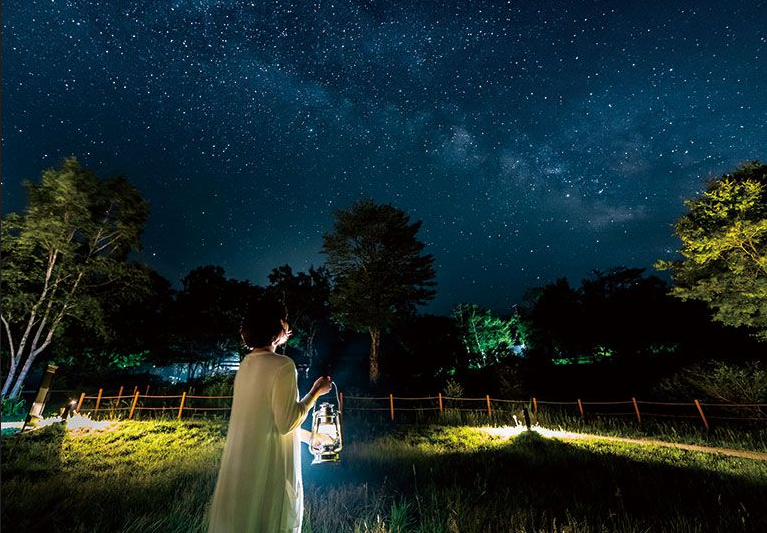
[4,414,115,433]
[63,414,114,431]
[480,422,593,441]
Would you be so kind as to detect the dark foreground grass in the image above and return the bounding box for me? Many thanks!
[2,420,766,532]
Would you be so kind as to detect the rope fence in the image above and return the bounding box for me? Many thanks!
[70,386,767,429]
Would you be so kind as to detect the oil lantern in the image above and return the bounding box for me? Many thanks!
[310,384,343,464]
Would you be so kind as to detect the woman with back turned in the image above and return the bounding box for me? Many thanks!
[208,297,332,532]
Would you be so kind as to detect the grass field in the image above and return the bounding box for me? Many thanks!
[2,418,767,532]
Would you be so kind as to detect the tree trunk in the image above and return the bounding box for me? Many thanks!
[369,327,381,384]
[9,348,38,398]
[9,306,62,398]
[1,362,17,397]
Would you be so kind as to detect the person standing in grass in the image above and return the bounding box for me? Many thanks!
[208,298,332,533]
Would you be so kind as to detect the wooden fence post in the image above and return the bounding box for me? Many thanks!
[133,385,138,395]
[94,388,104,416]
[129,391,140,420]
[532,397,538,414]
[438,393,443,413]
[178,392,187,420]
[145,384,150,396]
[694,399,709,430]
[76,392,86,412]
[632,397,641,424]
[389,394,395,421]
[339,392,343,414]
[486,395,492,417]
[109,385,122,417]
[577,398,584,417]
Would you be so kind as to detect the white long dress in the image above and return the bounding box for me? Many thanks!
[208,349,313,533]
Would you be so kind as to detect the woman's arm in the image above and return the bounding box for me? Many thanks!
[271,364,332,435]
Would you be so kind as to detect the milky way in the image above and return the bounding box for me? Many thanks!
[2,0,765,312]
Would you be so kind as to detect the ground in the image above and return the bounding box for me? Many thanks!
[2,418,766,532]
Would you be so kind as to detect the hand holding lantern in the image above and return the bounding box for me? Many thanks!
[310,381,343,464]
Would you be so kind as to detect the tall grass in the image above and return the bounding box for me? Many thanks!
[2,420,766,532]
[356,405,767,452]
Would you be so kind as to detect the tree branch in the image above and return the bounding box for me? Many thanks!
[1,314,17,367]
[16,247,60,360]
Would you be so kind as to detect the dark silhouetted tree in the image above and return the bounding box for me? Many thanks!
[322,199,436,384]
[267,264,331,374]
[168,265,262,379]
[523,277,584,363]
[52,265,174,382]
[393,314,464,388]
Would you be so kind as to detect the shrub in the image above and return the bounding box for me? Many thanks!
[1,397,27,420]
[201,373,234,397]
[656,360,767,403]
[442,379,464,398]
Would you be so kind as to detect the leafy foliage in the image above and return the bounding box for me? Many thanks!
[267,264,331,372]
[322,199,437,383]
[1,158,150,397]
[166,265,262,379]
[200,373,235,397]
[657,162,767,339]
[657,361,767,404]
[392,314,464,386]
[52,348,148,375]
[522,268,704,366]
[51,265,174,384]
[451,303,522,369]
[442,378,465,398]
[1,397,27,420]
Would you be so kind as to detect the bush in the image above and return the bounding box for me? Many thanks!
[442,378,464,398]
[1,397,27,420]
[656,360,767,403]
[201,373,234,397]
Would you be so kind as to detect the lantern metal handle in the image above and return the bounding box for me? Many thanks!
[311,381,341,416]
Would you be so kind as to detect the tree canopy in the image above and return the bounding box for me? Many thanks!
[322,199,436,384]
[1,158,150,397]
[522,268,700,365]
[656,162,767,340]
[452,303,523,369]
[267,264,331,374]
[166,265,261,379]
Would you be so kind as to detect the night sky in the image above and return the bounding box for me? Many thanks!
[2,1,765,313]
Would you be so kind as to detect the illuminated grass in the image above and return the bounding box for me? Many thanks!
[2,420,766,532]
[400,407,767,453]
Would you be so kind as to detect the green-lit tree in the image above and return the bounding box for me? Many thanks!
[452,303,522,369]
[656,162,767,340]
[322,199,437,384]
[1,158,150,397]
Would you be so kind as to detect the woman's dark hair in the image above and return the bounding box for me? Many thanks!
[240,297,287,349]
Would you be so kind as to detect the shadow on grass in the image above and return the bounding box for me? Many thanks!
[1,421,223,533]
[3,422,765,533]
[1,424,68,532]
[303,430,767,532]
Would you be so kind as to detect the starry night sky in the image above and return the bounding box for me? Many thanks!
[2,0,765,313]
